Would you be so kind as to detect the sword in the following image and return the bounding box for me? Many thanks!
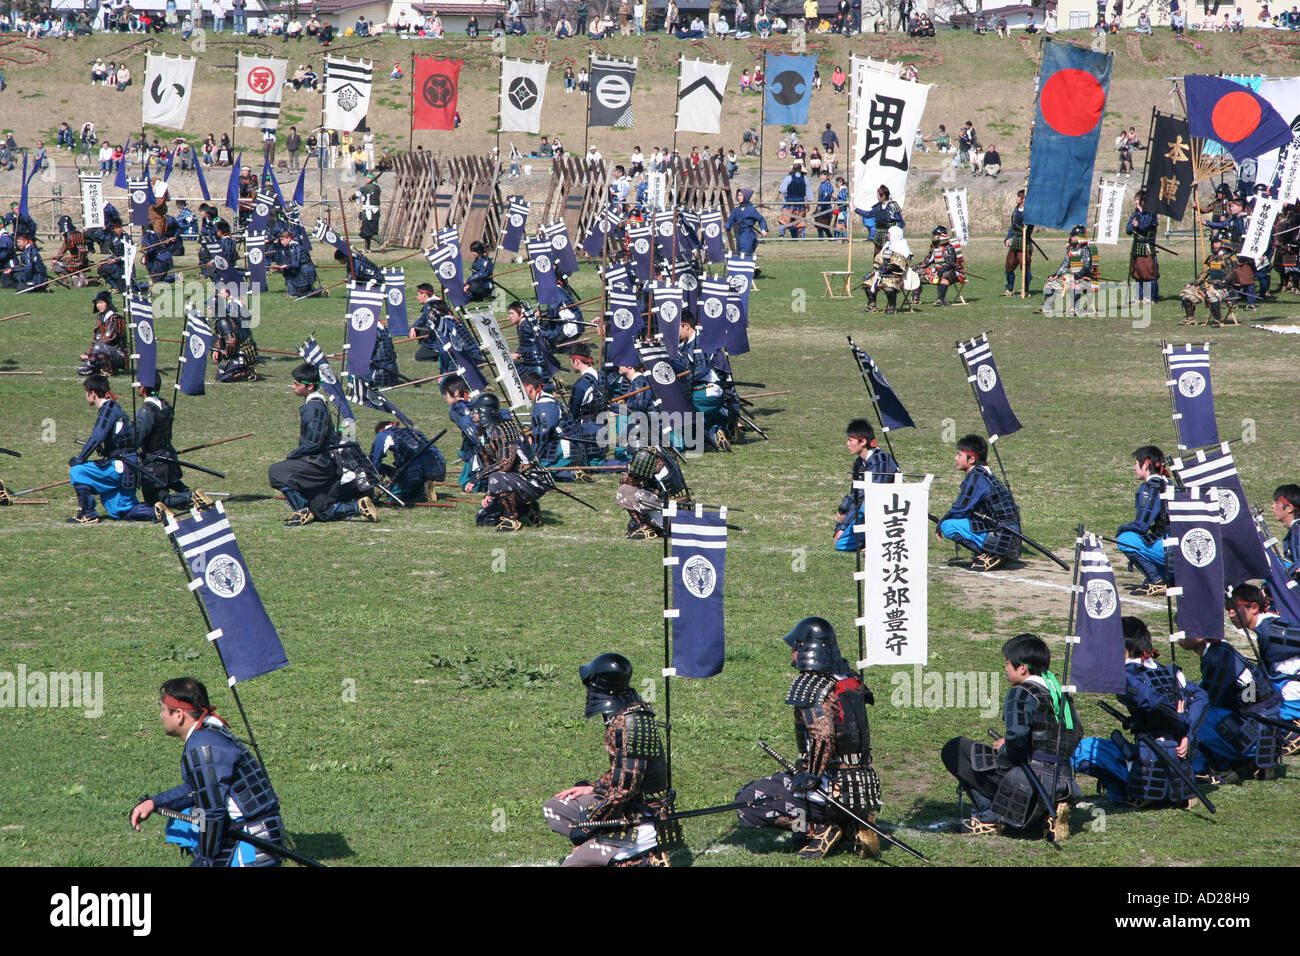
[175,433,254,456]
[757,739,931,862]
[927,513,1070,571]
[0,447,20,458]
[1096,701,1215,813]
[1152,242,1180,257]
[987,728,1059,824]
[388,428,449,483]
[139,804,326,867]
[577,797,782,833]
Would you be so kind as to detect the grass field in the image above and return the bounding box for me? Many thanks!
[2,233,1299,868]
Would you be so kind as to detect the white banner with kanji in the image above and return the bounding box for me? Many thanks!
[854,475,932,667]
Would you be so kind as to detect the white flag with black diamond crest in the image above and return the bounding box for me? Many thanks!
[500,58,549,134]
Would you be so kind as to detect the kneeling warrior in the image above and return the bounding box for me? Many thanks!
[136,372,210,517]
[542,653,671,867]
[469,392,547,532]
[1180,235,1238,328]
[1041,225,1092,315]
[617,445,691,539]
[209,289,259,383]
[79,290,128,376]
[735,618,882,860]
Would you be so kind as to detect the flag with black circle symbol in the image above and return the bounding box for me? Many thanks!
[589,56,638,128]
[669,503,728,679]
[344,281,386,379]
[1071,533,1126,694]
[142,52,195,129]
[676,58,730,135]
[956,333,1022,440]
[412,56,459,130]
[500,59,548,134]
[764,54,816,127]
[324,56,374,133]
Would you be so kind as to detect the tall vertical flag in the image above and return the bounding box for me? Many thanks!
[1164,487,1226,643]
[194,150,212,201]
[165,502,290,683]
[697,279,730,355]
[856,477,931,667]
[425,227,467,307]
[383,268,409,336]
[298,335,356,425]
[637,341,692,416]
[942,188,970,244]
[324,56,374,133]
[501,197,530,252]
[627,222,653,280]
[699,209,725,263]
[142,52,196,129]
[589,56,638,128]
[724,253,754,356]
[579,205,618,259]
[607,289,642,367]
[344,281,387,379]
[653,282,684,361]
[500,59,548,134]
[1143,112,1194,221]
[411,56,461,131]
[1240,198,1283,262]
[849,340,915,432]
[464,310,528,410]
[851,71,931,213]
[1095,180,1126,245]
[676,57,730,135]
[129,294,157,390]
[234,54,288,129]
[764,54,816,127]
[1023,40,1112,231]
[527,237,560,305]
[246,229,268,292]
[1254,77,1300,194]
[128,178,152,228]
[956,333,1022,440]
[1071,532,1126,694]
[80,173,105,229]
[1170,444,1269,584]
[1162,342,1217,450]
[1184,74,1294,165]
[668,502,727,678]
[178,306,212,396]
[543,219,579,276]
[224,151,243,213]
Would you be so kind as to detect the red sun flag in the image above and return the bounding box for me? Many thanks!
[412,56,462,131]
[1184,74,1293,163]
[1040,69,1106,137]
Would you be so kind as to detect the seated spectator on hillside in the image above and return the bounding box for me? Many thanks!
[995,13,1008,34]
[355,15,370,35]
[390,61,403,80]
[302,66,319,89]
[508,15,527,34]
[1024,12,1038,32]
[553,15,572,36]
[756,11,771,35]
[429,11,445,35]
[1045,12,1058,31]
[1171,8,1185,31]
[739,68,752,91]
[320,21,334,44]
[678,15,705,37]
[717,14,731,34]
[91,59,108,84]
[287,17,303,38]
[467,14,480,35]
[305,14,320,36]
[975,13,988,32]
[831,65,846,92]
[1230,6,1244,30]
[1135,10,1152,32]
[982,144,1001,177]
[772,15,788,32]
[751,66,764,88]
[116,64,132,91]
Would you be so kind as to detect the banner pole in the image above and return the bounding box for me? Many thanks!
[662,502,674,792]
[409,52,415,153]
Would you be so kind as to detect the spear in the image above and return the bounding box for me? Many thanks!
[9,478,71,498]
[139,805,326,867]
[0,311,32,322]
[175,433,254,456]
[16,234,175,295]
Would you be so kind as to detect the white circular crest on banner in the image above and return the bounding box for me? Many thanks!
[562,321,578,338]
[132,189,146,205]
[595,74,631,110]
[681,554,717,599]
[326,230,339,244]
[351,307,375,332]
[1178,370,1206,398]
[204,554,247,599]
[213,255,229,271]
[256,202,269,218]
[729,274,750,295]
[535,255,552,273]
[976,364,997,392]
[634,238,650,255]
[705,223,721,238]
[188,335,205,359]
[552,234,569,249]
[387,287,403,306]
[658,221,673,236]
[136,321,154,345]
[437,261,457,280]
[319,364,337,386]
[1214,486,1241,523]
[248,248,263,264]
[613,307,634,330]
[703,298,723,319]
[680,273,698,290]
[510,213,524,227]
[725,303,741,324]
[1180,528,1217,568]
[659,301,679,321]
[1084,580,1117,620]
[652,361,676,385]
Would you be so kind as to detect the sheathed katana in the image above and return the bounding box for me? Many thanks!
[758,739,931,862]
[1096,702,1215,813]
[138,804,326,867]
[926,512,1070,571]
[0,447,20,458]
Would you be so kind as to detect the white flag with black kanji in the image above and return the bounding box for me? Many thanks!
[500,58,549,134]
[676,58,730,135]
[142,52,196,129]
[324,56,373,133]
